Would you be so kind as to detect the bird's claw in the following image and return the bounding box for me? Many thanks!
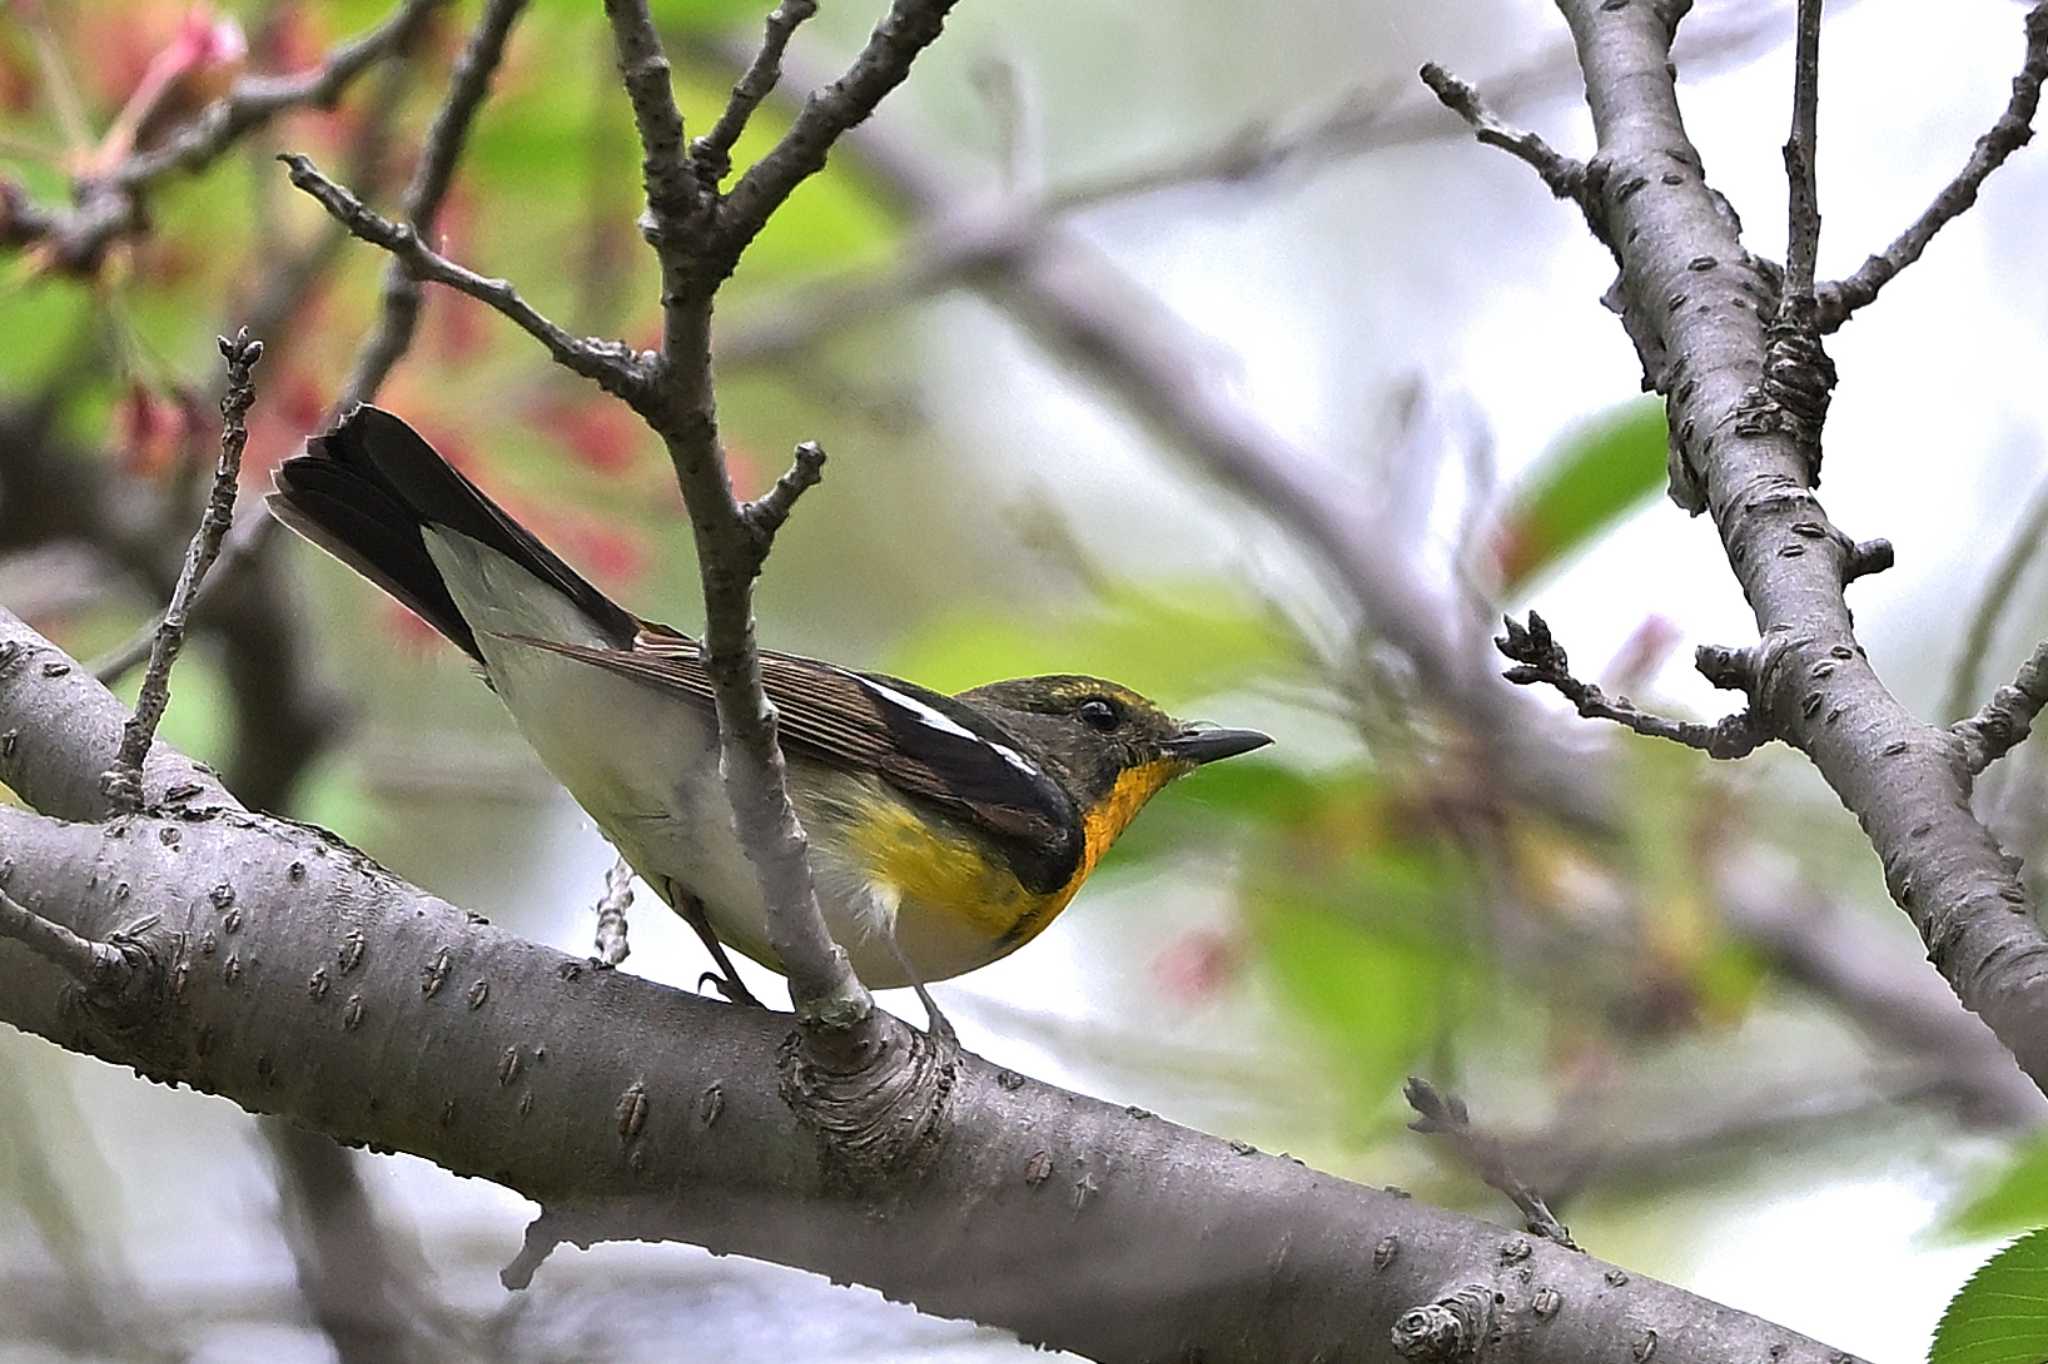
[699,970,765,1009]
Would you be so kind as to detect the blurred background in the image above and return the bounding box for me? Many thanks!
[5,0,2048,1359]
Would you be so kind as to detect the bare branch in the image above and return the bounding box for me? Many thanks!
[0,884,125,992]
[343,0,533,408]
[700,34,1608,828]
[1817,3,2048,331]
[691,0,822,184]
[100,331,262,813]
[1495,612,1769,760]
[599,0,701,238]
[1418,63,1585,203]
[1944,474,2048,724]
[279,153,652,402]
[1954,640,2048,775]
[15,0,445,273]
[1405,1077,1578,1249]
[1779,0,1824,312]
[592,6,877,1027]
[741,440,827,546]
[593,855,635,968]
[1454,0,2048,1102]
[716,0,962,272]
[0,609,1874,1362]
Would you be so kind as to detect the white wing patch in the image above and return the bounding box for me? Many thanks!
[855,676,1043,780]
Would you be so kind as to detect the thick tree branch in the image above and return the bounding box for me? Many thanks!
[11,0,445,273]
[1817,3,2048,331]
[1432,0,2048,1100]
[0,610,1869,1364]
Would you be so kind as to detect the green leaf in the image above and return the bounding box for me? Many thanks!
[1947,1137,2048,1240]
[1494,398,1667,591]
[1930,1227,2048,1364]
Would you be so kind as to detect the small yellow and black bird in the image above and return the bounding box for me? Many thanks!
[269,406,1271,1005]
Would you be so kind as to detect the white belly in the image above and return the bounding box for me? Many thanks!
[422,529,987,991]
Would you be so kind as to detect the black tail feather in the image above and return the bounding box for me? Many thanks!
[270,406,636,661]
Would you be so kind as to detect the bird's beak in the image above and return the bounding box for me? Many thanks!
[1162,725,1273,766]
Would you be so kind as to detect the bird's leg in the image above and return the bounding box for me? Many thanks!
[673,887,765,1009]
[885,932,959,1057]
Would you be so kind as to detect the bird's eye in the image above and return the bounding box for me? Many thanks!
[1078,698,1121,732]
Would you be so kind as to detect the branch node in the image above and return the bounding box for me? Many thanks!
[1693,643,1757,693]
[1844,537,1893,584]
[1390,1283,1493,1360]
[778,1010,953,1189]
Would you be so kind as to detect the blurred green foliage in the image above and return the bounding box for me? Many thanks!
[1494,397,1667,593]
[1947,1137,2048,1240]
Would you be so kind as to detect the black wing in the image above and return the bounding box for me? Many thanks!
[503,627,1082,895]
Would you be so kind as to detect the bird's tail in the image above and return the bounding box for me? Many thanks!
[269,406,637,662]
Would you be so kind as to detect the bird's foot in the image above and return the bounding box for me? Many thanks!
[698,969,766,1009]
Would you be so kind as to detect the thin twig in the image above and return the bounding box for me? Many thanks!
[343,0,532,408]
[741,441,827,545]
[280,153,651,401]
[690,0,821,184]
[600,0,700,242]
[1943,474,2048,724]
[1817,2,2048,331]
[14,0,445,272]
[1495,612,1769,759]
[1404,1077,1578,1249]
[100,331,263,813]
[1953,639,2048,776]
[593,855,635,968]
[1779,0,1823,314]
[715,0,963,272]
[0,885,122,990]
[1418,63,1585,203]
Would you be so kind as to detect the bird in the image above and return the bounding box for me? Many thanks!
[268,406,1272,1011]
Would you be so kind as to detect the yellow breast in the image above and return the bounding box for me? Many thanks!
[844,758,1180,960]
